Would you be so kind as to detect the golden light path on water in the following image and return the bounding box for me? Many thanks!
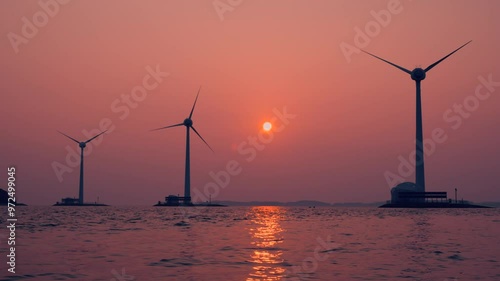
[246,207,286,281]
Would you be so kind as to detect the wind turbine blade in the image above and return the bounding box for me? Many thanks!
[191,126,214,152]
[361,50,412,74]
[424,40,472,72]
[150,123,184,131]
[85,130,108,144]
[57,131,80,144]
[189,86,202,119]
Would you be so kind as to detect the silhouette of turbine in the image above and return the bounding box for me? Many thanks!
[58,130,107,204]
[151,87,213,205]
[362,40,471,192]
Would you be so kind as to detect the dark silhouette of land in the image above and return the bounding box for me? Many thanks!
[201,200,495,208]
[0,188,26,206]
[203,200,379,207]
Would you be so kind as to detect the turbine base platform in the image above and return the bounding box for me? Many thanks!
[53,202,109,206]
[154,195,226,207]
[153,203,227,207]
[379,202,491,208]
[53,197,108,206]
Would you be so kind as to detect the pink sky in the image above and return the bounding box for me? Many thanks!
[1,0,499,205]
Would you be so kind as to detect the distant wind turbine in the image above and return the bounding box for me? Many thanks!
[362,40,472,192]
[151,87,213,205]
[58,130,107,204]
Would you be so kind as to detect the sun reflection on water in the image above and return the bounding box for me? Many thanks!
[246,206,286,281]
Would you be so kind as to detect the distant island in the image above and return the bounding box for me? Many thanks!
[0,188,27,206]
[199,200,497,208]
[207,200,383,207]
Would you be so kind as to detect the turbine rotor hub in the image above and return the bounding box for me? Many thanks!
[79,142,86,148]
[411,68,426,81]
[183,118,193,127]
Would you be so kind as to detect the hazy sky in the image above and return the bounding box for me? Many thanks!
[1,0,499,205]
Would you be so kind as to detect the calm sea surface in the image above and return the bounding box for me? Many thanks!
[1,206,499,281]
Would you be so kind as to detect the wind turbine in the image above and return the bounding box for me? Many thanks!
[151,87,213,205]
[58,130,107,204]
[362,40,471,192]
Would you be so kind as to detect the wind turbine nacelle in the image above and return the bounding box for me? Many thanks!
[79,142,86,148]
[411,68,426,81]
[183,118,193,127]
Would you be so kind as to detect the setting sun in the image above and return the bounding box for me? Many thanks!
[263,122,272,131]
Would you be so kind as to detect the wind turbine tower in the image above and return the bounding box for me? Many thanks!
[362,41,471,192]
[58,130,107,204]
[152,87,213,205]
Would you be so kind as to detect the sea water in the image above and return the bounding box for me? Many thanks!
[1,206,499,281]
